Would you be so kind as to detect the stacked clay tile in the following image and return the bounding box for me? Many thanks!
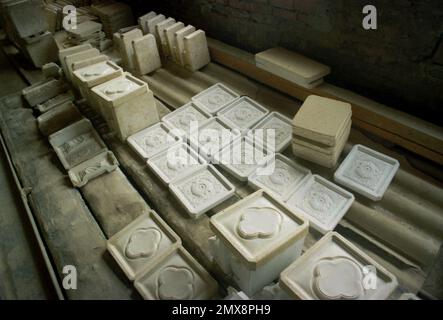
[292,95,352,168]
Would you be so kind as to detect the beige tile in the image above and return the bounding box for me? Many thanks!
[174,25,195,66]
[132,34,161,75]
[183,30,210,72]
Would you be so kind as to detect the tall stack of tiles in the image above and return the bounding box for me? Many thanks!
[292,95,352,168]
[1,0,58,67]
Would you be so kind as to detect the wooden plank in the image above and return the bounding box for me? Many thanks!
[207,38,443,165]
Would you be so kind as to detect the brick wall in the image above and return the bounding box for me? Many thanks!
[129,0,443,125]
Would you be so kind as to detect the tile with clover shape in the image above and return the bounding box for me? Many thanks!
[280,232,398,300]
[134,246,218,300]
[107,211,181,280]
[210,189,308,295]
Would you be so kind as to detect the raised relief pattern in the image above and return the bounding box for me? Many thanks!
[124,228,162,260]
[312,257,364,300]
[237,207,282,239]
[157,266,195,299]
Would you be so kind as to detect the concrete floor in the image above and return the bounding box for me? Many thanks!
[0,47,56,299]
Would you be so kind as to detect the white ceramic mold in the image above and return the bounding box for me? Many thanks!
[334,144,400,201]
[107,211,181,281]
[191,83,239,115]
[285,174,355,234]
[217,96,269,133]
[188,117,241,161]
[247,111,292,152]
[134,246,218,300]
[280,232,398,300]
[147,143,207,185]
[161,102,212,139]
[213,137,273,181]
[248,153,311,200]
[68,151,119,188]
[210,189,309,296]
[127,122,182,160]
[49,119,107,170]
[169,165,236,219]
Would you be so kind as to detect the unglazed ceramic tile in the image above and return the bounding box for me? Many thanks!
[292,95,352,146]
[147,143,207,185]
[247,112,292,152]
[134,246,218,300]
[37,101,82,136]
[280,232,398,300]
[64,48,100,82]
[174,25,196,65]
[68,150,118,187]
[213,137,273,181]
[138,11,157,34]
[107,211,181,280]
[36,91,74,113]
[191,83,239,115]
[127,122,182,160]
[285,175,354,234]
[334,144,399,201]
[164,22,184,61]
[49,119,107,170]
[169,165,235,218]
[248,153,311,200]
[210,189,308,269]
[132,34,161,75]
[189,117,241,161]
[73,60,122,88]
[162,102,212,138]
[155,17,175,57]
[117,28,143,70]
[217,96,269,133]
[183,30,210,72]
[146,14,165,43]
[58,43,93,78]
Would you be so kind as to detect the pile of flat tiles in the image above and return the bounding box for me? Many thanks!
[292,95,352,168]
[65,20,111,51]
[43,1,99,33]
[91,1,134,38]
[255,47,330,89]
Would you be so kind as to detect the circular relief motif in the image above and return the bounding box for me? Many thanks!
[233,106,253,121]
[124,228,162,259]
[237,207,282,239]
[199,131,218,144]
[269,167,291,185]
[178,112,197,126]
[307,190,333,212]
[207,92,227,107]
[190,178,215,198]
[166,156,187,171]
[355,159,381,179]
[144,133,166,148]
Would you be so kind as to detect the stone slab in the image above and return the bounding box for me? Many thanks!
[183,30,210,72]
[132,34,161,75]
[37,101,82,136]
[138,11,156,34]
[155,17,175,57]
[191,82,239,115]
[164,22,184,62]
[174,25,196,65]
[22,78,68,107]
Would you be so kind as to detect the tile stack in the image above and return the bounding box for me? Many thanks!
[137,11,210,72]
[292,95,352,168]
[0,0,58,67]
[255,47,330,89]
[65,20,111,51]
[91,1,134,38]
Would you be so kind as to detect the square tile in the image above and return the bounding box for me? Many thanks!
[334,144,399,201]
[192,83,239,115]
[147,143,207,185]
[213,137,273,181]
[107,211,181,280]
[134,246,218,300]
[280,232,398,300]
[247,112,292,152]
[127,122,182,160]
[210,190,308,269]
[217,96,269,133]
[169,165,235,218]
[285,175,354,233]
[248,153,311,200]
